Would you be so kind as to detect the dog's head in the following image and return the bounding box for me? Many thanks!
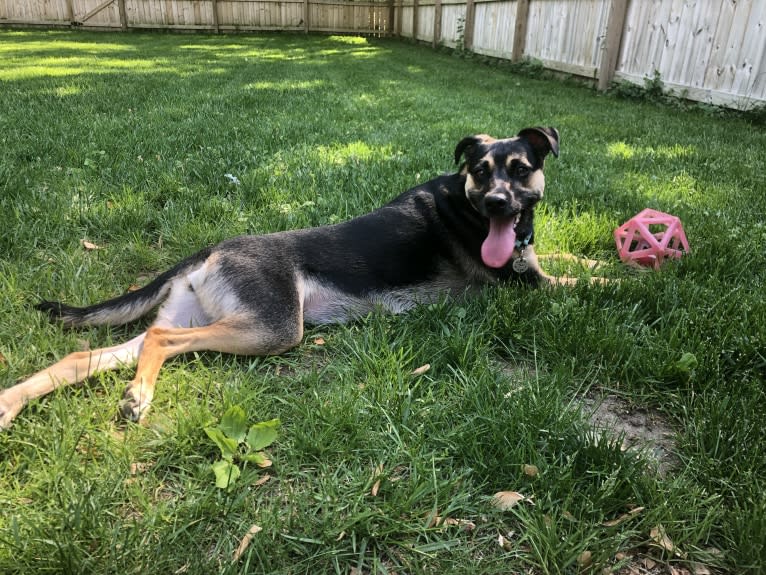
[455,127,559,268]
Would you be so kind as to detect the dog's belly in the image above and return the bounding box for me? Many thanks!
[301,275,436,325]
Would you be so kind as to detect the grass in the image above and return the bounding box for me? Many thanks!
[0,29,765,574]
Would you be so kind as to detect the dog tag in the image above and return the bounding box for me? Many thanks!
[512,257,529,273]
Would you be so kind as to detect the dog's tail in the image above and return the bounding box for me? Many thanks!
[36,248,212,328]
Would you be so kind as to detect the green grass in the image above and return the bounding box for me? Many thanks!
[1,29,765,574]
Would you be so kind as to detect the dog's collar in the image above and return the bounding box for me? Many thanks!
[515,229,534,251]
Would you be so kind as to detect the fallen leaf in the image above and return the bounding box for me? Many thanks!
[336,531,345,541]
[127,284,141,292]
[411,363,430,376]
[522,464,539,477]
[232,524,262,562]
[497,533,513,551]
[577,550,592,568]
[255,456,272,469]
[642,557,657,569]
[130,462,151,475]
[80,239,100,250]
[650,524,676,555]
[371,479,381,497]
[690,563,711,575]
[312,337,325,345]
[253,473,271,487]
[602,506,645,527]
[492,491,525,511]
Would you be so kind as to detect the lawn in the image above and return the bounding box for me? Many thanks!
[0,29,764,574]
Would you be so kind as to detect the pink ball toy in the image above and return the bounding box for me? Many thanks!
[614,209,690,269]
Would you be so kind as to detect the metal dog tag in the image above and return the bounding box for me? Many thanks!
[512,257,529,273]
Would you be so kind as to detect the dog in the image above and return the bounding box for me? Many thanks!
[0,127,583,429]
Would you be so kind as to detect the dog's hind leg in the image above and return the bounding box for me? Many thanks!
[0,333,146,429]
[119,316,303,422]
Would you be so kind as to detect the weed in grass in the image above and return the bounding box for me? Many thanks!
[1,30,765,574]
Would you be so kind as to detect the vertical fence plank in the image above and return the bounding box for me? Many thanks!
[432,0,441,47]
[598,0,629,90]
[412,0,419,40]
[117,0,127,28]
[511,0,528,62]
[303,0,309,32]
[463,0,474,50]
[211,0,219,32]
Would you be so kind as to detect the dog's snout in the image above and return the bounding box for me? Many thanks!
[484,193,509,212]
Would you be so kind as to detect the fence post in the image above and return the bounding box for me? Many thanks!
[433,0,442,48]
[388,0,395,36]
[511,0,528,62]
[396,0,403,36]
[412,0,419,41]
[463,0,475,50]
[598,0,629,91]
[211,0,220,33]
[303,0,310,33]
[117,0,127,29]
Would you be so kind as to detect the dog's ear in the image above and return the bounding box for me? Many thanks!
[517,127,560,160]
[454,134,493,164]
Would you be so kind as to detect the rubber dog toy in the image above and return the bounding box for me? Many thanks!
[614,209,690,269]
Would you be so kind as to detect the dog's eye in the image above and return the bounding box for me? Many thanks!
[515,165,531,178]
[472,167,487,178]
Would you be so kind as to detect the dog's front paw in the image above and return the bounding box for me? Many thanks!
[0,392,24,430]
[119,385,152,422]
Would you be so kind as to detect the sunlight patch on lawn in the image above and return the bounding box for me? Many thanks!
[245,79,325,91]
[607,141,695,160]
[312,141,393,165]
[0,57,167,80]
[620,171,701,206]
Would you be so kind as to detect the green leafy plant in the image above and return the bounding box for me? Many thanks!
[204,406,280,489]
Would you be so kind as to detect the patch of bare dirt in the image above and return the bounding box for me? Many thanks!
[581,393,678,476]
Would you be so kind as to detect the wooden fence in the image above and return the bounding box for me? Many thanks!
[2,0,764,109]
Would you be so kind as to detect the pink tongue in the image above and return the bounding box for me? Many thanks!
[481,218,517,268]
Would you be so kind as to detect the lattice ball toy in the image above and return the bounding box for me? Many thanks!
[614,209,690,269]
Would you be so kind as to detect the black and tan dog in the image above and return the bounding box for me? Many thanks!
[0,127,581,429]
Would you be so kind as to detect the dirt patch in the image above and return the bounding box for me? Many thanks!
[581,393,678,476]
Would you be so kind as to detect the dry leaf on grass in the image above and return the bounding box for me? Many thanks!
[232,524,262,562]
[690,562,711,575]
[255,456,272,469]
[491,491,526,510]
[577,550,592,568]
[312,337,325,345]
[602,506,645,527]
[649,524,674,553]
[411,364,430,376]
[0,352,6,367]
[80,239,100,250]
[253,474,271,487]
[370,463,384,496]
[129,462,152,475]
[497,533,514,552]
[522,464,538,477]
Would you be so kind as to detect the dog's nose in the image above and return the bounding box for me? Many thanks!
[484,193,508,212]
